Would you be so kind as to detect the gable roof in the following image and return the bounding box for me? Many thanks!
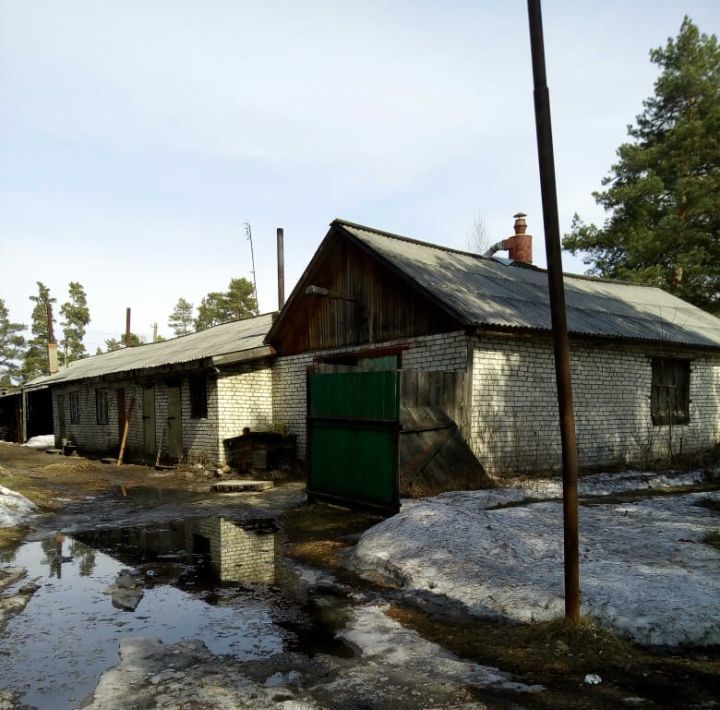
[26,313,275,389]
[269,219,720,350]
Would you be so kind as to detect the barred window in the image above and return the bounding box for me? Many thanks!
[189,376,207,419]
[651,358,690,426]
[95,388,109,425]
[69,391,80,425]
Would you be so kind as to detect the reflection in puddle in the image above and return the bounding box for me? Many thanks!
[76,517,282,586]
[0,516,350,709]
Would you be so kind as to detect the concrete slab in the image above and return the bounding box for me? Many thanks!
[211,480,273,493]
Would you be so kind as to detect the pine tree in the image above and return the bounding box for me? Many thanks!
[0,299,26,386]
[168,298,195,336]
[194,277,257,331]
[102,333,144,352]
[20,282,56,382]
[60,281,90,364]
[563,18,720,313]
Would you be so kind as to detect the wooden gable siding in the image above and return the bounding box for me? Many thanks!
[271,231,463,356]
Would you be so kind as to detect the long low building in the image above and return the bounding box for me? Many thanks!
[22,216,720,502]
[26,314,275,465]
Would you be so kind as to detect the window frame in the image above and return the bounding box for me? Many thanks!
[69,390,81,425]
[651,357,690,426]
[95,388,109,425]
[189,375,208,419]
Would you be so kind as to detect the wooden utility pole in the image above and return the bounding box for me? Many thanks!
[527,0,580,622]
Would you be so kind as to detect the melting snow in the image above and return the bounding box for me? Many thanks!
[23,434,55,449]
[353,471,720,646]
[0,485,37,528]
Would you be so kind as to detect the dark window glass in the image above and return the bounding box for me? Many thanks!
[651,358,690,425]
[189,376,207,419]
[95,389,109,425]
[69,391,80,425]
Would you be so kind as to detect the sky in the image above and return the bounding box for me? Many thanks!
[2,1,719,353]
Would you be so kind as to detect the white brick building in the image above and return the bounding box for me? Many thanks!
[26,218,720,486]
[267,219,720,478]
[30,315,275,466]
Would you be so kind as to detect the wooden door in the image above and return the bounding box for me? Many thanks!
[166,385,183,460]
[56,394,66,444]
[142,387,156,461]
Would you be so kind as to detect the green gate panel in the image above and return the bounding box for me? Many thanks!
[309,424,397,505]
[308,370,399,512]
[309,371,399,421]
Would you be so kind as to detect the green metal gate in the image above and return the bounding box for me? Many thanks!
[307,370,400,512]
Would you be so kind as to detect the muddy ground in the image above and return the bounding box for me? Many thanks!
[1,442,719,709]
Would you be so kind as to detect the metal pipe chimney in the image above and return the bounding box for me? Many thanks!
[46,303,58,374]
[277,227,285,310]
[125,308,131,348]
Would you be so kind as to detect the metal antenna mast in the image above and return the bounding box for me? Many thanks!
[244,222,259,314]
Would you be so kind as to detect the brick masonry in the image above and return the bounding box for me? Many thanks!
[51,360,273,466]
[50,330,720,477]
[271,331,469,457]
[469,334,720,475]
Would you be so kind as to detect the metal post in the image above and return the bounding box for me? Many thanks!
[277,228,285,310]
[125,308,131,348]
[527,0,580,622]
[21,388,28,443]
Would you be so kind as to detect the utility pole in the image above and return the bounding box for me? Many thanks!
[527,0,580,622]
[152,322,158,342]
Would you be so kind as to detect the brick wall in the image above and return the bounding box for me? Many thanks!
[216,361,273,464]
[51,361,274,466]
[272,331,469,458]
[470,335,720,475]
[52,382,143,456]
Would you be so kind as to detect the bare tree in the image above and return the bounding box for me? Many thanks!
[466,212,490,254]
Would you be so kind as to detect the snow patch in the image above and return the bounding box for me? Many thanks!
[509,469,709,500]
[338,604,543,694]
[354,489,720,646]
[23,435,55,449]
[0,485,37,528]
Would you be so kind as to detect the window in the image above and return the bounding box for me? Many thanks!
[651,358,690,425]
[95,388,109,425]
[69,391,80,425]
[189,376,207,419]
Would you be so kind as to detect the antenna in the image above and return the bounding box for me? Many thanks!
[244,222,260,314]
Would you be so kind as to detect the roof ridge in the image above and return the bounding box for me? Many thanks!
[332,218,665,290]
[331,218,486,260]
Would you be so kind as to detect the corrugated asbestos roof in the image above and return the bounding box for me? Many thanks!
[26,313,275,388]
[339,221,720,349]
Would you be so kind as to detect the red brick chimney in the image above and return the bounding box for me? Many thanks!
[502,212,532,264]
[482,213,533,264]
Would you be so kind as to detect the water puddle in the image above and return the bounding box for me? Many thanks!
[0,516,353,709]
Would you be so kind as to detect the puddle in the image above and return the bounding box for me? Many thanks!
[0,516,353,709]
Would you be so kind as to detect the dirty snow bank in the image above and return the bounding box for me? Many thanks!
[0,485,36,528]
[83,637,321,710]
[23,434,55,449]
[335,604,543,697]
[353,490,720,646]
[510,468,711,499]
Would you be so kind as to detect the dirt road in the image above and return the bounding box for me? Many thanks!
[1,443,719,709]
